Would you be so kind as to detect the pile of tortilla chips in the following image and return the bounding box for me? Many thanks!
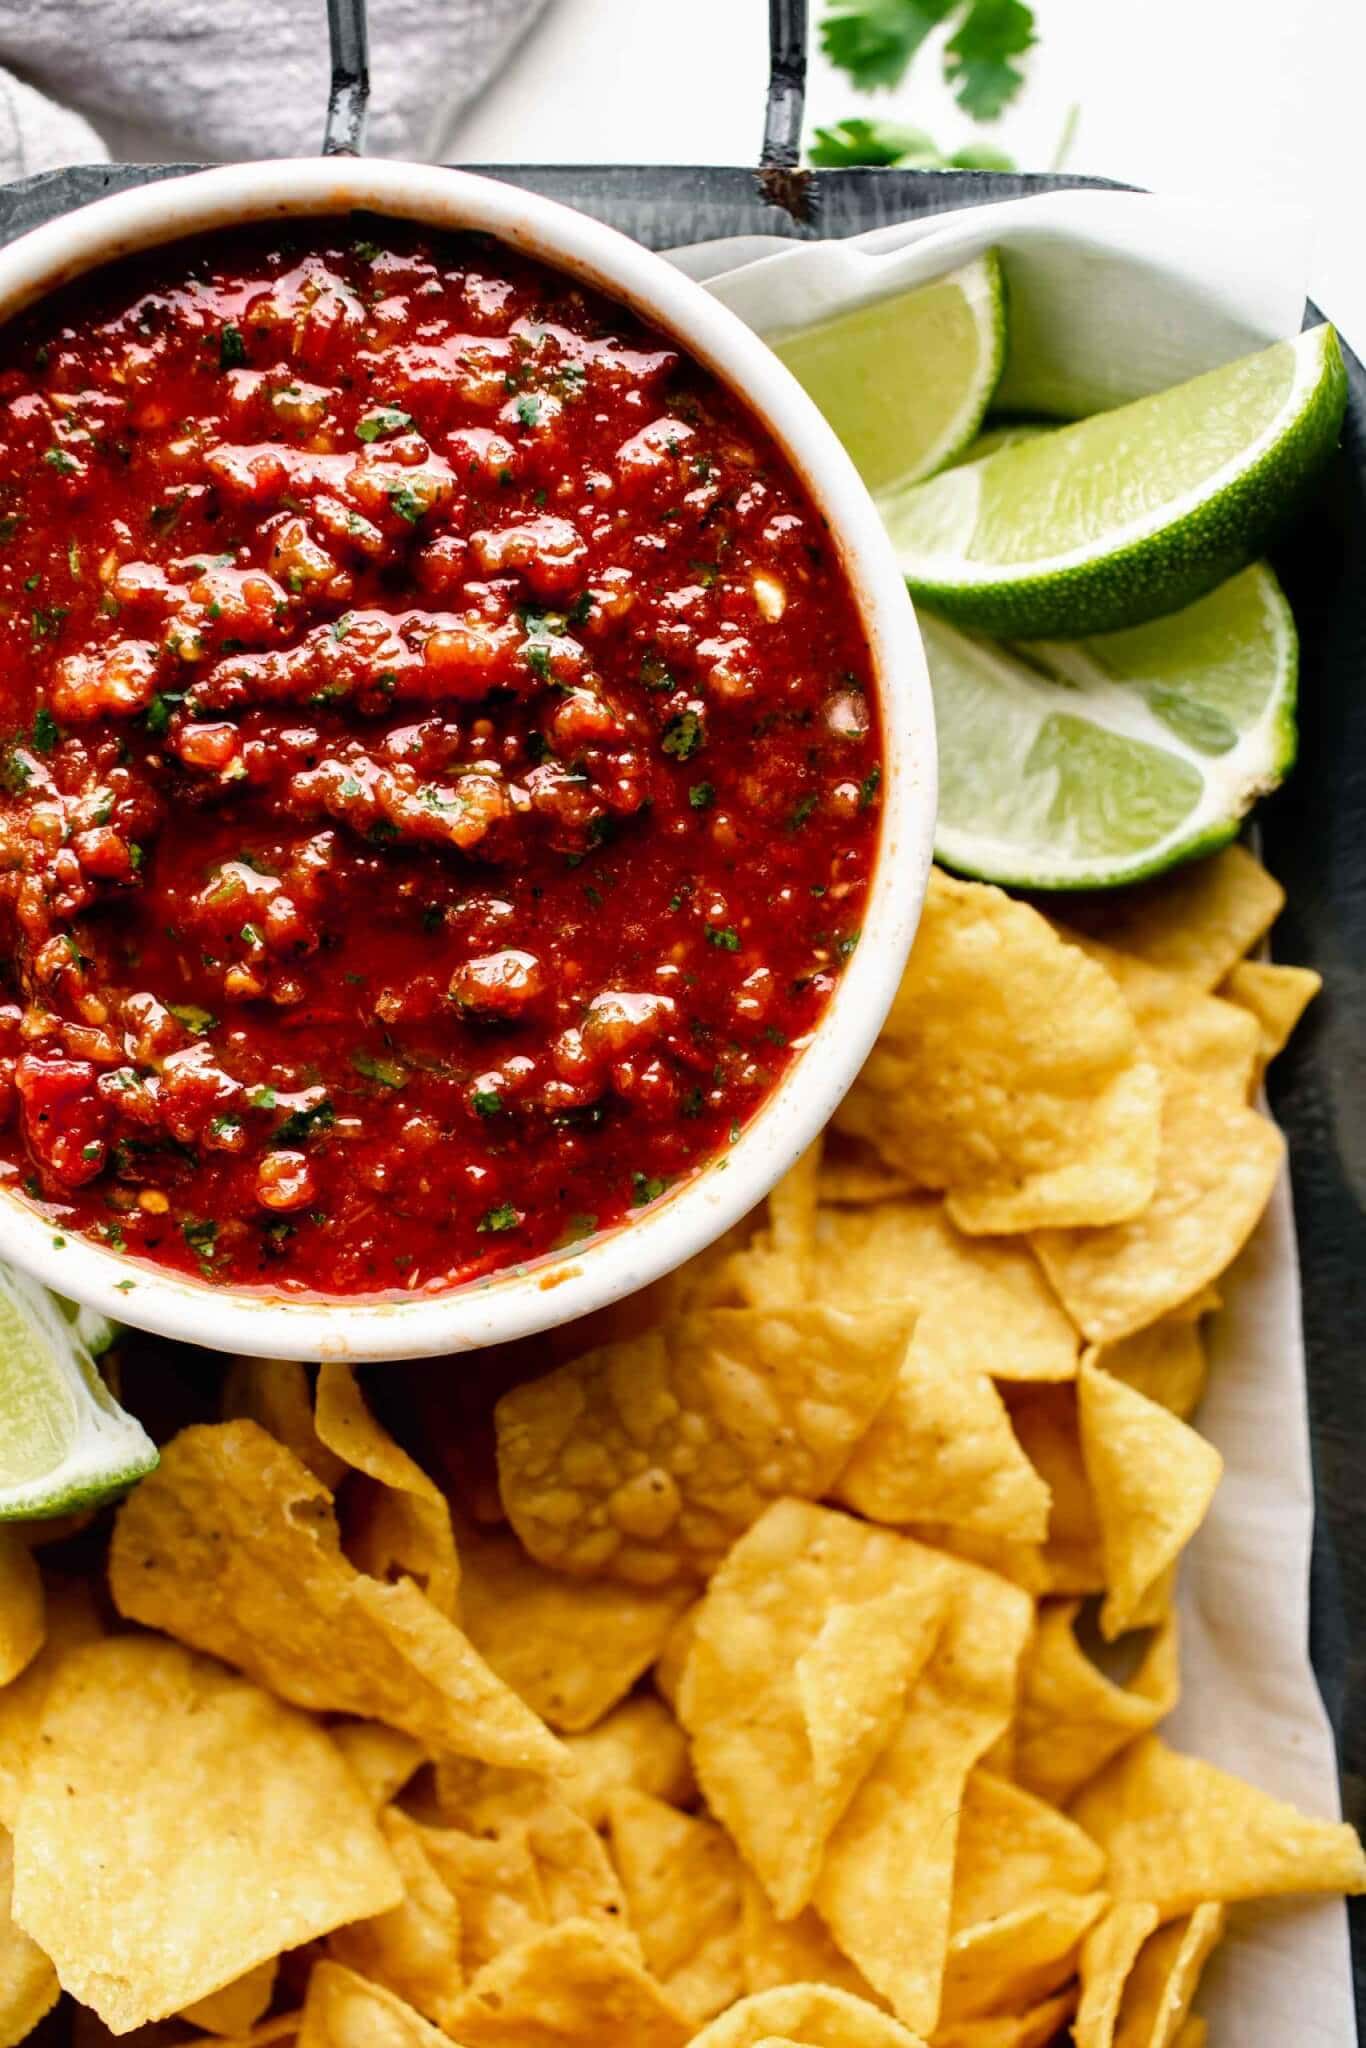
[0,847,1361,2048]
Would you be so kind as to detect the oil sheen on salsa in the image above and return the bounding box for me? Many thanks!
[0,222,882,1298]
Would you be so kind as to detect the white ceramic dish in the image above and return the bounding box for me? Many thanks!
[0,156,936,1360]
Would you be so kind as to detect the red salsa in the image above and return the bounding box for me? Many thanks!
[0,221,882,1297]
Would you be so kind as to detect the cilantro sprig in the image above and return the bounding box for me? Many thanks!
[818,0,1036,120]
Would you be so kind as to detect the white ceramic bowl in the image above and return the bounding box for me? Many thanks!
[0,157,936,1359]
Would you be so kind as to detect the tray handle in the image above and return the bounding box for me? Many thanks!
[323,0,371,157]
[762,0,809,171]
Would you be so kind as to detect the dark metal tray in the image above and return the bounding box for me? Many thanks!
[4,0,1363,2025]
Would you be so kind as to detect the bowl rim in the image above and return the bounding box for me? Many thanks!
[0,155,937,1360]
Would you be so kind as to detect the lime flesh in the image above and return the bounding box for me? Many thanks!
[773,252,1006,496]
[925,562,1297,890]
[884,326,1346,638]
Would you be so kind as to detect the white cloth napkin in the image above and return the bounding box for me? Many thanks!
[674,190,1356,2044]
[0,0,549,179]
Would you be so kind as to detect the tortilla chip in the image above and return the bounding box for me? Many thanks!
[11,1637,401,2033]
[559,1697,695,1823]
[677,1500,947,1918]
[0,1827,57,2048]
[0,1536,42,1691]
[1095,1319,1208,1421]
[688,1984,927,2047]
[1003,1386,1104,1594]
[1174,2022,1207,2048]
[446,1918,690,2047]
[516,1800,636,1951]
[454,1519,692,1731]
[939,1891,1107,2022]
[1220,959,1320,1070]
[1077,1359,1222,1639]
[813,1548,1034,2033]
[0,1577,103,1829]
[1113,1904,1224,2048]
[181,1961,278,2037]
[330,1722,426,1810]
[653,1603,699,1711]
[951,1769,1107,1928]
[1031,1075,1285,1343]
[836,1346,1051,1541]
[1070,1735,1366,1914]
[183,2015,300,2048]
[328,1807,463,2030]
[298,1959,448,2048]
[1016,1601,1178,1807]
[1075,1903,1162,2048]
[904,1525,1051,1598]
[221,1358,344,1490]
[739,1871,879,2001]
[1066,936,1260,1098]
[932,1988,1078,2048]
[495,1302,913,1584]
[819,1132,918,1206]
[1060,844,1283,989]
[108,1422,564,1774]
[605,1790,743,2021]
[314,1364,459,1619]
[834,869,1160,1233]
[414,1822,547,1975]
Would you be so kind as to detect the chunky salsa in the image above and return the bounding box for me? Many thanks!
[0,221,882,1297]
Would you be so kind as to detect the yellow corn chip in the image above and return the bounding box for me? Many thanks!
[182,1960,279,2036]
[1060,844,1283,989]
[446,1917,690,2047]
[1075,1902,1162,2048]
[819,1132,917,1206]
[813,1547,1034,2034]
[314,1363,459,1619]
[654,1602,699,1711]
[939,1891,1107,2022]
[108,1422,564,1774]
[1174,2022,1207,2048]
[1113,1903,1224,2048]
[330,1721,426,1810]
[495,1303,913,1584]
[1032,1075,1285,1343]
[904,1525,1051,1598]
[836,1347,1052,1542]
[688,1984,927,2048]
[951,1769,1107,1928]
[0,1537,41,1692]
[221,1357,345,1490]
[1220,959,1320,1069]
[298,1958,448,2048]
[1016,1601,1178,1806]
[0,1828,57,2048]
[184,2014,300,2048]
[0,1577,102,1830]
[1077,1358,1222,1639]
[1065,936,1260,1098]
[415,1822,547,1975]
[605,1789,743,2021]
[834,869,1161,1233]
[932,1987,1078,2048]
[560,1696,695,1823]
[328,1807,463,2030]
[1004,1386,1105,1593]
[11,1637,401,2033]
[677,1500,947,1918]
[518,1800,636,1952]
[1070,1736,1366,1914]
[739,1871,880,2001]
[454,1518,692,1731]
[1095,1319,1208,1421]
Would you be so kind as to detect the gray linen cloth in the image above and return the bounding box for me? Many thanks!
[0,0,548,179]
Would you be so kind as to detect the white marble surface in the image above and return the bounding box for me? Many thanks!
[450,0,1366,354]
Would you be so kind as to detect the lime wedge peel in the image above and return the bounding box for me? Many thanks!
[926,562,1297,891]
[883,324,1347,640]
[773,252,1006,496]
[0,1266,154,1520]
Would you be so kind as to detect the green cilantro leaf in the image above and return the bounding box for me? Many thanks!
[356,406,414,444]
[689,782,715,810]
[167,1002,217,1037]
[818,0,1034,117]
[218,324,247,370]
[706,925,741,952]
[631,1172,668,1207]
[271,1096,335,1147]
[472,1089,503,1117]
[944,0,1037,117]
[819,0,954,91]
[662,710,704,760]
[809,117,942,166]
[29,707,59,754]
[352,1051,408,1088]
[478,1202,522,1234]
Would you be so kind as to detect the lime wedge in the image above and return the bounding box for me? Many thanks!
[0,1267,155,1519]
[883,326,1346,637]
[926,562,1297,889]
[773,253,1006,495]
